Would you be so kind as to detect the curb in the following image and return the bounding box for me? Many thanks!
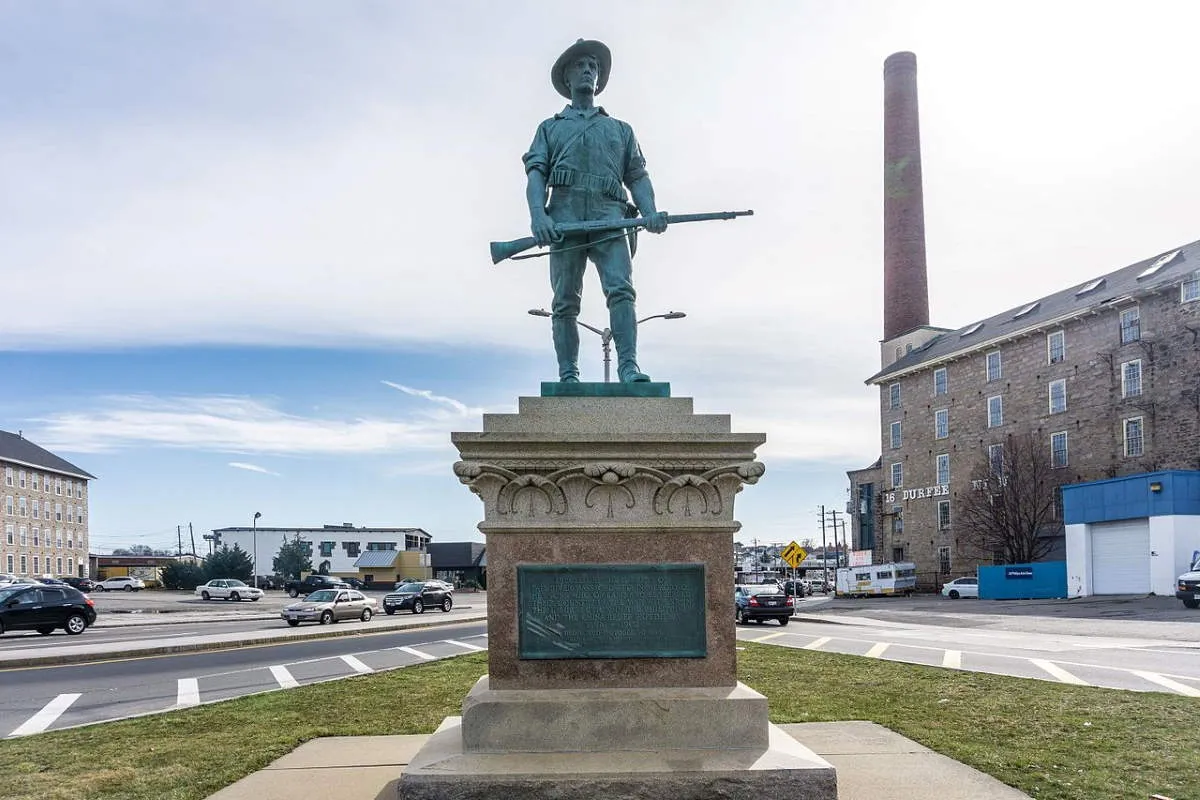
[0,612,489,670]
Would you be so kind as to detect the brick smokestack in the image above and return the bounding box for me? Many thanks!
[882,51,930,340]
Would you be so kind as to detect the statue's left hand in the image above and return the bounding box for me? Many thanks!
[643,211,668,234]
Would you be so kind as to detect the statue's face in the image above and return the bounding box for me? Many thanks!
[564,54,599,94]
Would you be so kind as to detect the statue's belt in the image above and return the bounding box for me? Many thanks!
[548,168,628,203]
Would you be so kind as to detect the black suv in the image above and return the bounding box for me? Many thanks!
[735,584,793,626]
[383,582,453,615]
[0,583,97,636]
[60,576,98,593]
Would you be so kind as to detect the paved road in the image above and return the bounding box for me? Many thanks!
[1,621,488,737]
[737,616,1200,696]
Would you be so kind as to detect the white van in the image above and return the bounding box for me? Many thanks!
[1175,552,1200,609]
[836,562,917,598]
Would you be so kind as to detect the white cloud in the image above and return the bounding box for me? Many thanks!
[228,462,280,476]
[381,382,472,416]
[31,395,457,455]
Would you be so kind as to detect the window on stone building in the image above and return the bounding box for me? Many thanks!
[4,467,11,487]
[5,524,12,545]
[18,497,26,517]
[936,454,950,485]
[30,473,38,491]
[987,396,1003,428]
[1123,417,1144,457]
[1121,360,1142,398]
[890,462,903,489]
[18,470,25,489]
[988,444,1004,475]
[32,499,39,520]
[1051,432,1068,468]
[31,528,38,547]
[19,526,26,546]
[1047,330,1065,364]
[1183,272,1200,303]
[889,383,901,409]
[890,421,902,449]
[937,501,951,530]
[19,555,26,574]
[4,496,11,516]
[1119,306,1140,344]
[892,546,905,562]
[934,408,948,439]
[933,368,948,396]
[1048,379,1067,414]
[986,351,1002,381]
[5,554,11,573]
[938,546,952,574]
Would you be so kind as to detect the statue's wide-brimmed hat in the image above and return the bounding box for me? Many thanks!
[552,39,611,99]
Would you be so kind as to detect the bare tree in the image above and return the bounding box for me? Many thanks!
[957,432,1064,564]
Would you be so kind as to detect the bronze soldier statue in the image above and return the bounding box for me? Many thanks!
[523,39,668,383]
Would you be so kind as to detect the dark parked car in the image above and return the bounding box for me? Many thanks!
[341,577,367,590]
[283,574,349,598]
[734,584,793,626]
[60,576,98,592]
[382,582,453,615]
[781,580,813,598]
[0,583,97,636]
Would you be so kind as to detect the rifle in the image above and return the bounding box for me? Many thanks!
[489,209,754,264]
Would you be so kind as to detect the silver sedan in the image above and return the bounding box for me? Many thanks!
[280,589,376,626]
[194,579,264,602]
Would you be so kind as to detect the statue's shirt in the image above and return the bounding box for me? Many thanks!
[523,106,649,221]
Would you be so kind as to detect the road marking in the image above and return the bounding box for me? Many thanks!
[270,665,299,689]
[176,678,200,707]
[397,646,436,661]
[943,650,962,669]
[9,693,81,737]
[750,632,787,643]
[443,639,485,652]
[340,655,373,674]
[803,637,831,650]
[1031,659,1088,685]
[1132,670,1200,697]
[865,642,890,658]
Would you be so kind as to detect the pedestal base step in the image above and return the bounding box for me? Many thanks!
[397,717,837,800]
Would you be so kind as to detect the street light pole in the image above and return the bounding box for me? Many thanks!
[528,309,686,383]
[252,512,261,586]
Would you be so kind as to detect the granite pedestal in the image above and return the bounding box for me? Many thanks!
[397,386,836,799]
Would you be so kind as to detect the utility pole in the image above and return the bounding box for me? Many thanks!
[189,523,196,560]
[818,505,828,589]
[176,525,183,557]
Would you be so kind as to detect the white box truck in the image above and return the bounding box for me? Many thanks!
[836,562,917,598]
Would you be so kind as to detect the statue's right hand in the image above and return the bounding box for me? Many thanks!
[531,213,562,248]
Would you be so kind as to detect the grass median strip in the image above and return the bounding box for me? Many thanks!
[0,644,1194,800]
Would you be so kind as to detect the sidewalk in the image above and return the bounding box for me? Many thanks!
[202,721,1032,800]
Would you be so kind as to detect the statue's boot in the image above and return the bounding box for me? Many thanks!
[610,300,651,382]
[552,316,581,382]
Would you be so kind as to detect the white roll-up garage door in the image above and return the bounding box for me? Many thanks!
[1090,520,1150,594]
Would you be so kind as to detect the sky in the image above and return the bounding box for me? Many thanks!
[2,1,1198,555]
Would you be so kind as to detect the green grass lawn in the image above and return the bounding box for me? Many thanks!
[1,644,1195,800]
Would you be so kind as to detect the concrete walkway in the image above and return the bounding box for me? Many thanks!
[202,721,1032,800]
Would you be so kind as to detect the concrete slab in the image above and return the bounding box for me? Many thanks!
[396,716,836,799]
[267,734,427,768]
[781,722,1031,799]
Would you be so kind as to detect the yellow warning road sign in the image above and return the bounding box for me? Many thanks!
[780,541,807,569]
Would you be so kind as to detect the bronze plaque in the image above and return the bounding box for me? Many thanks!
[517,563,706,659]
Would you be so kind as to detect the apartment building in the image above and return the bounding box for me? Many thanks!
[850,241,1200,580]
[1,429,95,578]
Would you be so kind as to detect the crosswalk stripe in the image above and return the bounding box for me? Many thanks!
[750,632,787,643]
[177,678,200,707]
[803,637,831,650]
[9,693,81,737]
[1032,659,1088,685]
[943,650,962,669]
[442,639,486,652]
[865,642,890,658]
[397,645,436,661]
[340,655,373,674]
[270,665,299,689]
[1132,670,1200,697]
